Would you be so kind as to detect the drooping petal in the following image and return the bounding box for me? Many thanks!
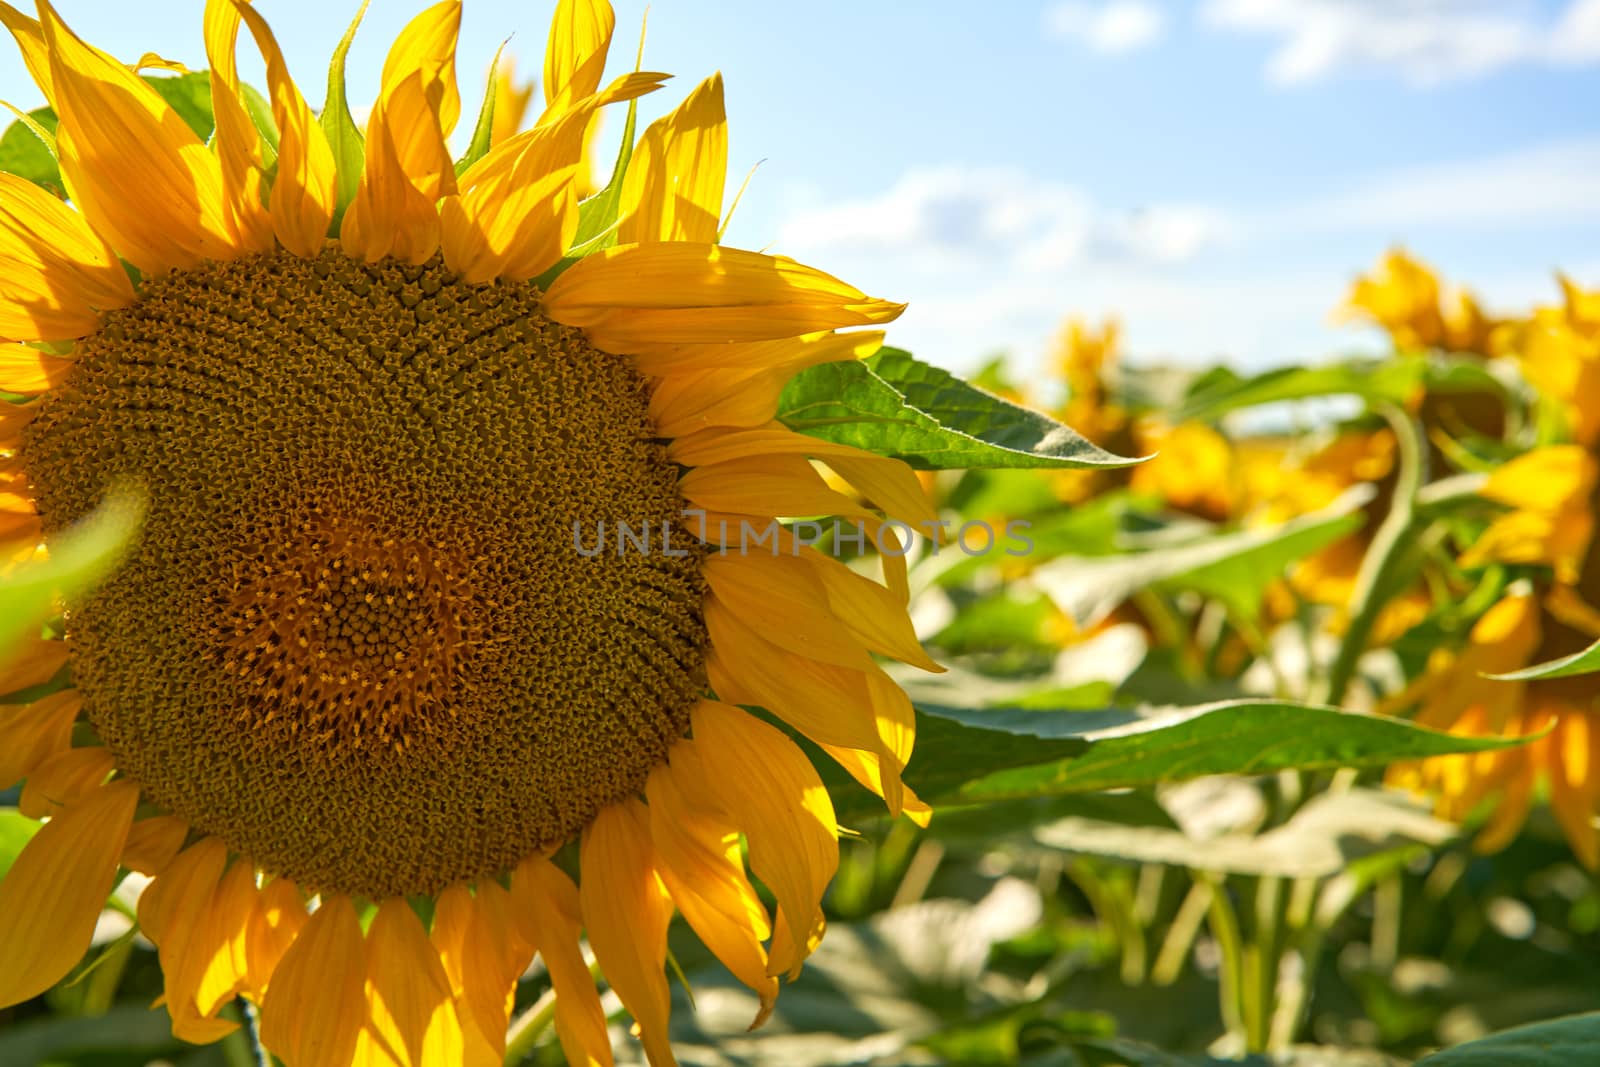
[0,778,138,1008]
[259,895,368,1067]
[121,813,189,876]
[340,73,444,265]
[0,688,79,790]
[17,743,114,818]
[541,0,614,116]
[0,174,134,341]
[618,73,726,245]
[431,883,523,1066]
[244,876,306,995]
[363,898,466,1067]
[543,243,905,351]
[510,855,613,1067]
[580,799,677,1067]
[645,757,778,1026]
[677,453,874,522]
[230,0,338,256]
[379,0,462,143]
[703,552,872,671]
[140,840,254,1043]
[0,3,52,101]
[0,635,68,695]
[805,548,942,672]
[202,0,274,253]
[686,702,838,977]
[38,1,234,272]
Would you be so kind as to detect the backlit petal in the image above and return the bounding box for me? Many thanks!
[259,895,368,1067]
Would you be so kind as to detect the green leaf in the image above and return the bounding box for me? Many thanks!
[143,72,215,142]
[1415,1012,1600,1066]
[0,105,63,196]
[1032,489,1369,627]
[0,1004,187,1064]
[455,42,504,177]
[1177,357,1426,421]
[907,699,1531,808]
[321,0,371,229]
[1031,787,1456,878]
[778,347,1140,471]
[240,82,281,164]
[1488,634,1600,681]
[0,808,40,880]
[0,484,144,657]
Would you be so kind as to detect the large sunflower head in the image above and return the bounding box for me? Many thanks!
[0,2,941,1063]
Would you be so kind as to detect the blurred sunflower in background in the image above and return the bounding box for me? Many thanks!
[1388,278,1600,869]
[0,1,941,1064]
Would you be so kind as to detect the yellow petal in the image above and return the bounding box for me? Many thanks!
[443,71,664,283]
[0,174,134,341]
[0,778,138,1008]
[230,0,338,257]
[39,1,233,272]
[580,799,677,1067]
[0,343,72,392]
[490,56,535,146]
[704,553,872,670]
[544,243,906,350]
[340,73,445,265]
[645,758,777,1026]
[259,895,368,1067]
[704,603,888,757]
[121,813,189,877]
[542,0,615,116]
[632,329,880,377]
[0,689,79,790]
[202,0,274,254]
[819,741,932,828]
[381,0,462,140]
[619,73,726,245]
[686,702,838,977]
[510,855,614,1067]
[1481,445,1596,512]
[805,549,941,672]
[244,876,306,995]
[18,743,113,819]
[671,426,936,528]
[0,635,69,696]
[140,840,253,1042]
[678,452,874,521]
[0,3,52,101]
[364,898,465,1067]
[431,884,521,1066]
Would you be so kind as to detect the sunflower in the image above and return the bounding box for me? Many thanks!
[1388,281,1600,868]
[0,2,942,1064]
[1340,247,1497,357]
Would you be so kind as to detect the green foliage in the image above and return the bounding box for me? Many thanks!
[1488,635,1600,680]
[142,72,215,143]
[780,347,1140,471]
[1415,1013,1600,1066]
[0,105,61,196]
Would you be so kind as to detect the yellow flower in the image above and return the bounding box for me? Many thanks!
[0,2,939,1064]
[1340,247,1496,355]
[1046,316,1133,504]
[1497,276,1600,448]
[1388,590,1600,868]
[1129,420,1240,522]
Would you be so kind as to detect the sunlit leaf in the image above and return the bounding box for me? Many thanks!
[1487,635,1600,681]
[779,347,1141,471]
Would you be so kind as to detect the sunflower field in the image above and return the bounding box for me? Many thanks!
[0,1,1598,1066]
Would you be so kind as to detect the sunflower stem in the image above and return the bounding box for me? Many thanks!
[503,992,560,1066]
[240,998,273,1067]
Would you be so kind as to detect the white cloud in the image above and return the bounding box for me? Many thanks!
[1045,0,1168,54]
[1202,0,1600,86]
[776,166,1232,271]
[768,137,1600,378]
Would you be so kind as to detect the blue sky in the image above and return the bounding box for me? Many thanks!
[6,0,1600,380]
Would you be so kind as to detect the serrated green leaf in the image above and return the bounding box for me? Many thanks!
[143,72,215,142]
[455,42,504,177]
[0,105,62,196]
[1415,1012,1600,1066]
[0,485,144,659]
[321,0,370,229]
[909,699,1531,807]
[1488,634,1600,681]
[778,347,1140,472]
